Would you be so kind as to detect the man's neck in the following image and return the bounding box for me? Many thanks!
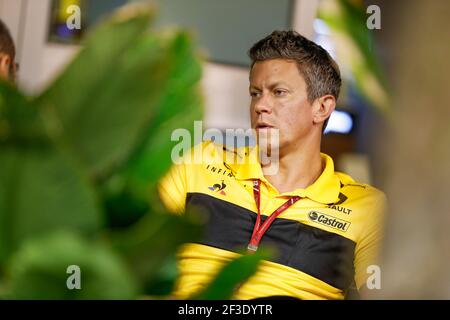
[261,138,324,194]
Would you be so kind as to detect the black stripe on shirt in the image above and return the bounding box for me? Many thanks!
[186,192,356,291]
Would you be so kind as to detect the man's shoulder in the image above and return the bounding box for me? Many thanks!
[179,140,245,165]
[334,172,386,232]
[175,140,221,164]
[336,171,386,204]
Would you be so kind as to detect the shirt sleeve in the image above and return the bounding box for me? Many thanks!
[157,140,228,214]
[354,192,387,289]
[157,160,188,215]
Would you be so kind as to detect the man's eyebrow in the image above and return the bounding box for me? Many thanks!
[249,81,291,90]
[268,81,290,89]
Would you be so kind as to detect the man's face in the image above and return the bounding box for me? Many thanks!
[249,58,315,154]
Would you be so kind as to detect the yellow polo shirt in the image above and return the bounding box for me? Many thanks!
[158,141,386,300]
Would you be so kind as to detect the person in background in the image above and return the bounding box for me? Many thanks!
[159,30,386,300]
[0,19,17,83]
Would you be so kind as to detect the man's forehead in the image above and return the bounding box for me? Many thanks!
[249,59,304,86]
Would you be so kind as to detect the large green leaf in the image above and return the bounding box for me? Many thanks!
[0,79,103,263]
[0,81,47,145]
[123,31,203,194]
[143,252,178,296]
[124,93,202,200]
[0,145,102,263]
[99,32,203,228]
[36,5,153,126]
[109,207,203,291]
[5,231,137,299]
[35,7,174,179]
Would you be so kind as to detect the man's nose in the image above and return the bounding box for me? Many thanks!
[253,94,273,114]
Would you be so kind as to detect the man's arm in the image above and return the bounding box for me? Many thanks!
[354,193,387,299]
[157,160,188,214]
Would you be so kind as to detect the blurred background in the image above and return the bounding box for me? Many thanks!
[0,0,449,299]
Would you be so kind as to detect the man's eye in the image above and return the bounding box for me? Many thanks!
[274,89,287,96]
[250,91,261,98]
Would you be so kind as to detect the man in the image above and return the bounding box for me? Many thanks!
[0,19,17,82]
[159,30,385,300]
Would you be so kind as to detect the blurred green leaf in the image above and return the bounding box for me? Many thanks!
[193,250,270,300]
[37,11,203,187]
[318,0,390,112]
[35,7,167,179]
[36,5,153,127]
[124,32,203,193]
[6,231,137,299]
[103,187,149,229]
[109,208,203,289]
[0,145,102,263]
[144,252,178,296]
[0,81,48,145]
[338,0,386,83]
[98,32,203,230]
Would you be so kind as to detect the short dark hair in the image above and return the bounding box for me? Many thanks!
[248,30,341,103]
[0,19,16,69]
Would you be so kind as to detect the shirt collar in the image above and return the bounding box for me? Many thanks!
[224,146,341,204]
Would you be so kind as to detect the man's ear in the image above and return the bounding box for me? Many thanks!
[312,95,336,125]
[0,54,12,81]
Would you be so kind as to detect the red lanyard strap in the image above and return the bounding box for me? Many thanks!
[247,180,300,253]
